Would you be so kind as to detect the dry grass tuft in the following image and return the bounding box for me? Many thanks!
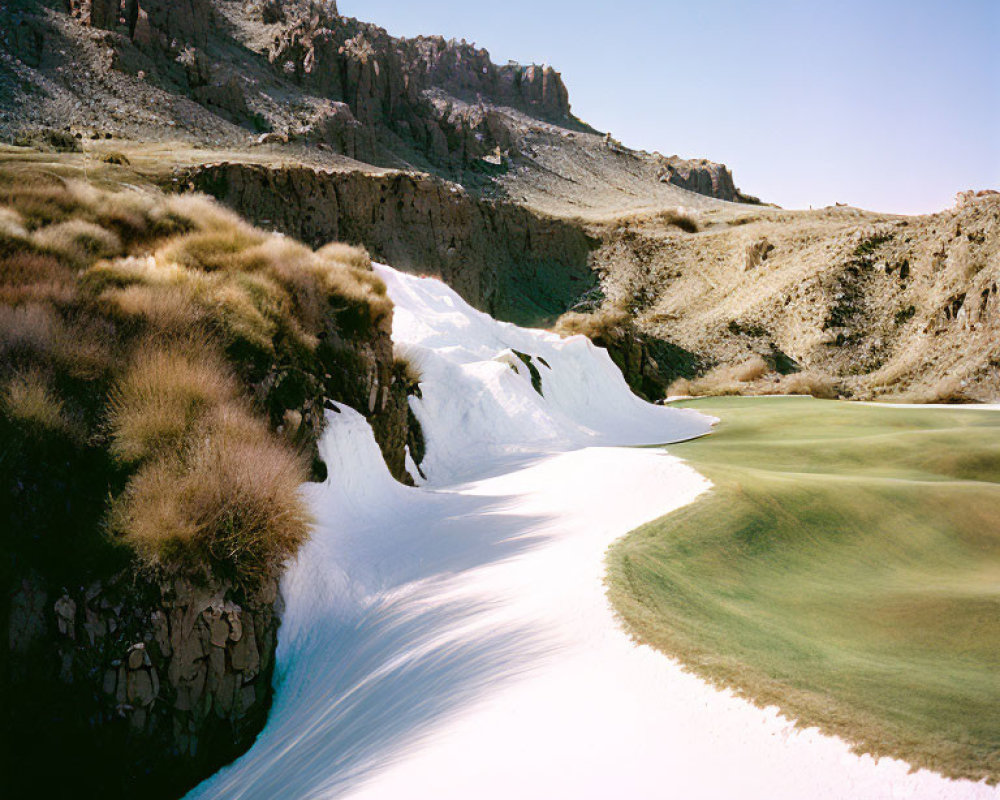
[393,350,423,390]
[671,354,769,396]
[157,227,268,273]
[317,241,373,270]
[773,370,841,399]
[107,345,238,465]
[2,370,73,436]
[110,409,311,584]
[32,219,123,265]
[554,306,631,342]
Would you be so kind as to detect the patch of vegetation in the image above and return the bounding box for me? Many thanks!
[0,164,390,587]
[727,319,768,338]
[100,151,131,166]
[659,208,699,233]
[608,397,1000,783]
[894,305,916,325]
[512,349,543,395]
[553,306,630,344]
[668,354,768,396]
[14,127,82,153]
[852,231,894,258]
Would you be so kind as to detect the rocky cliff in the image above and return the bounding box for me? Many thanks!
[1,0,753,207]
[181,161,597,326]
[5,568,281,798]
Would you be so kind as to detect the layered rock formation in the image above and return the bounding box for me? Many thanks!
[655,154,760,204]
[183,161,597,325]
[6,568,281,799]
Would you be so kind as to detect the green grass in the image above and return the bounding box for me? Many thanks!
[607,396,1000,783]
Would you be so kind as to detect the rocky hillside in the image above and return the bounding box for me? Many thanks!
[569,191,1000,402]
[0,0,753,204]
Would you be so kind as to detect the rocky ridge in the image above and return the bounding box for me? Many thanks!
[0,0,752,205]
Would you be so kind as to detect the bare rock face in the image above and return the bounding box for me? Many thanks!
[73,0,213,46]
[655,155,757,204]
[184,161,597,326]
[4,568,281,799]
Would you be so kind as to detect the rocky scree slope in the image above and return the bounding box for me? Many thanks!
[0,155,417,799]
[0,0,749,204]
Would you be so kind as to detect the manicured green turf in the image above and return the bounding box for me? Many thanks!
[607,396,1000,783]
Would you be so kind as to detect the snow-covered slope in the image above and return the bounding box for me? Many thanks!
[376,264,710,482]
[187,267,998,800]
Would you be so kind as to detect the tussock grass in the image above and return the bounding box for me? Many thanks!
[2,370,74,436]
[109,407,310,585]
[1,162,390,585]
[393,351,422,391]
[32,219,123,265]
[669,354,768,396]
[774,369,840,399]
[670,356,843,400]
[608,397,1000,783]
[554,306,630,342]
[107,345,239,465]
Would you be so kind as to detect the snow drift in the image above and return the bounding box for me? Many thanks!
[187,267,998,800]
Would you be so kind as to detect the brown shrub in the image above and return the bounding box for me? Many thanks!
[107,346,239,465]
[100,151,131,166]
[110,409,311,584]
[774,370,841,399]
[554,307,631,342]
[670,354,769,397]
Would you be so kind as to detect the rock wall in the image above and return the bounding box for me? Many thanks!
[655,155,759,204]
[270,8,574,127]
[5,569,280,799]
[183,161,598,326]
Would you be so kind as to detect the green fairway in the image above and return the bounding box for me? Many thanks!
[607,396,1000,783]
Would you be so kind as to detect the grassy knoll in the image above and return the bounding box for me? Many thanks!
[607,396,1000,783]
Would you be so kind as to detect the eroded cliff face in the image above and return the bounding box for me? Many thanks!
[654,154,759,205]
[182,161,598,326]
[6,569,281,799]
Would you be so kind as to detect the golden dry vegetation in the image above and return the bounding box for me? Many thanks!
[0,159,388,584]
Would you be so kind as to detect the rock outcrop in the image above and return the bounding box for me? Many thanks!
[269,6,573,126]
[5,568,281,799]
[655,154,760,204]
[183,161,598,326]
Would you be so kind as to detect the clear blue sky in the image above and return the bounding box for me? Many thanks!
[340,0,999,214]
